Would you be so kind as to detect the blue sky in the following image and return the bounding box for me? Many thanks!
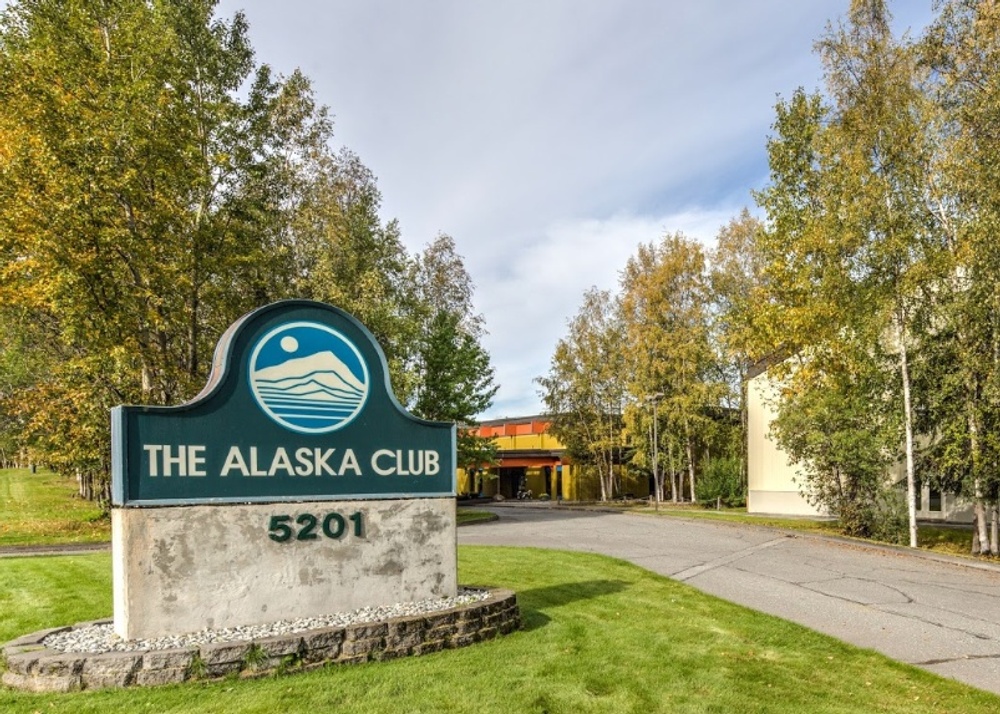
[216,0,936,418]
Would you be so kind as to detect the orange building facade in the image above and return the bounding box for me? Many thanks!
[459,416,650,501]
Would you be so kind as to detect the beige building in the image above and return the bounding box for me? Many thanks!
[747,364,823,516]
[747,363,973,523]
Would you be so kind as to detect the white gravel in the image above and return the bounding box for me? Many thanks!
[43,588,491,654]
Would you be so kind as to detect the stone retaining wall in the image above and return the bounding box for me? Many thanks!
[2,588,520,693]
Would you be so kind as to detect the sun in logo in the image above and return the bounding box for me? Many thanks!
[248,322,370,433]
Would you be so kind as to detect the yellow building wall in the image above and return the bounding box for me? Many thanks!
[456,468,475,495]
[457,420,650,502]
[457,468,546,498]
[458,462,647,501]
[488,431,564,452]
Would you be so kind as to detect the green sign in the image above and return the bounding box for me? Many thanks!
[112,301,456,506]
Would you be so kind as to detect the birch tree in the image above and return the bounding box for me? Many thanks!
[812,0,939,547]
[620,233,724,504]
[753,0,937,545]
[292,149,422,402]
[710,209,768,491]
[538,288,627,501]
[916,0,1000,554]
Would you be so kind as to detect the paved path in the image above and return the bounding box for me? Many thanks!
[459,505,1000,695]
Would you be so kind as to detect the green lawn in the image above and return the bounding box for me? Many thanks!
[1,547,997,713]
[0,468,109,547]
[456,507,497,525]
[0,469,501,545]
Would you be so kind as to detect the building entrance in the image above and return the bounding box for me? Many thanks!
[498,467,527,499]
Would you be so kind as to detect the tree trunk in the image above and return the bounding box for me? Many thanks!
[141,361,154,400]
[974,501,990,555]
[650,415,663,505]
[685,431,697,504]
[898,318,918,548]
[668,439,678,502]
[969,408,992,555]
[688,443,698,503]
[974,496,991,556]
[188,291,200,378]
[990,501,999,555]
[604,415,615,500]
[77,469,93,501]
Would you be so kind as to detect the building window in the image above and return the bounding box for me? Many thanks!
[928,488,942,512]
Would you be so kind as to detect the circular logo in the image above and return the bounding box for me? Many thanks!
[249,321,370,433]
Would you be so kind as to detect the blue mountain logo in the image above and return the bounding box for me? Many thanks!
[248,321,370,433]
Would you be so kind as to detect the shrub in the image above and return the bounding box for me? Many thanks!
[696,457,745,507]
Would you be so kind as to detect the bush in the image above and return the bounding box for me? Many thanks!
[838,486,908,544]
[696,457,745,507]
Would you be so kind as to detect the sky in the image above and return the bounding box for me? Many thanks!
[215,0,936,419]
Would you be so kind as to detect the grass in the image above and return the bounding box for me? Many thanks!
[0,468,109,547]
[910,525,979,556]
[456,507,497,525]
[0,470,499,546]
[0,553,112,639]
[1,547,999,713]
[621,502,985,559]
[628,502,839,532]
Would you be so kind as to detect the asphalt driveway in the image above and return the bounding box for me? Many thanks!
[458,504,1000,695]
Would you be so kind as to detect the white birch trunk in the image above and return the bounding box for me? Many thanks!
[969,410,992,555]
[686,436,697,504]
[974,489,991,556]
[990,503,999,556]
[898,328,918,549]
[669,440,678,502]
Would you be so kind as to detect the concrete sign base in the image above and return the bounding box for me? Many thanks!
[112,498,457,640]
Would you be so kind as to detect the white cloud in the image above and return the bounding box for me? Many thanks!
[214,0,937,418]
[478,206,738,418]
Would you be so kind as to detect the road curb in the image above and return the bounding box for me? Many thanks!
[0,543,111,559]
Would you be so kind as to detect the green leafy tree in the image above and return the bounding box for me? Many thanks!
[813,0,939,548]
[620,233,725,504]
[413,309,499,470]
[752,0,935,545]
[695,456,745,508]
[292,148,422,403]
[773,343,905,539]
[538,288,627,501]
[410,235,499,470]
[917,0,1000,553]
[0,306,52,469]
[710,209,769,491]
[0,0,332,500]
